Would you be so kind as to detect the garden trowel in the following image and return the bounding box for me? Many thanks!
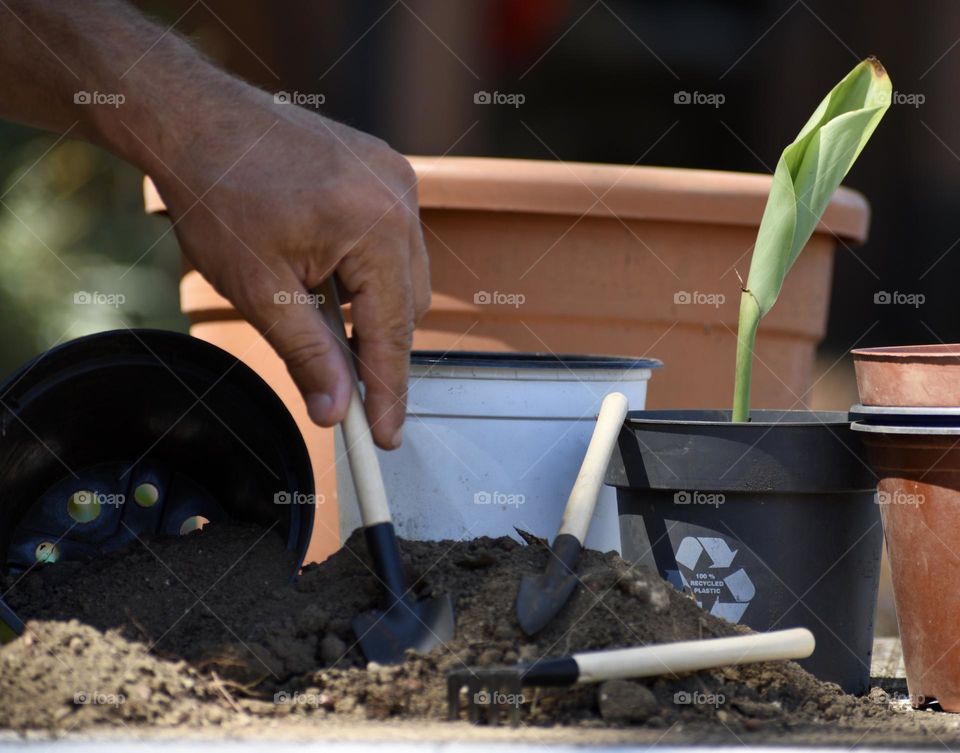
[516,391,629,635]
[317,279,455,664]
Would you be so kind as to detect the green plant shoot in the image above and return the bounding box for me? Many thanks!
[732,58,892,422]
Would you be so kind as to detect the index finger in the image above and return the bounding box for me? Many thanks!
[346,262,414,450]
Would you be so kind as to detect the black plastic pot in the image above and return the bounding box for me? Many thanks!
[606,410,882,694]
[0,329,314,636]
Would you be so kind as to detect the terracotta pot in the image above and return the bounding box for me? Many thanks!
[853,344,960,407]
[144,158,869,562]
[853,423,960,710]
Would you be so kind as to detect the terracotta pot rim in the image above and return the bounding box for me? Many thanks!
[143,157,871,242]
[851,344,960,361]
[406,156,869,242]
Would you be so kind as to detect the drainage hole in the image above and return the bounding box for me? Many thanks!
[67,490,101,523]
[35,541,60,564]
[179,515,209,535]
[133,483,160,508]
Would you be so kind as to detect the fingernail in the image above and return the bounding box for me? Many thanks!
[306,393,335,426]
[390,426,404,449]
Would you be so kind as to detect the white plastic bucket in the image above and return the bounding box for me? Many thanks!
[337,352,660,552]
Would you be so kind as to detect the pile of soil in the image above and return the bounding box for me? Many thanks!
[1,521,957,743]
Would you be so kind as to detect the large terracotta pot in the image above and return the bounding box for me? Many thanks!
[144,157,869,563]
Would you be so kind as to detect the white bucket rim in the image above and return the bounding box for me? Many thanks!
[409,351,662,382]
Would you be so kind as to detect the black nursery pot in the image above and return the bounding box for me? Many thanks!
[605,410,882,694]
[0,330,315,638]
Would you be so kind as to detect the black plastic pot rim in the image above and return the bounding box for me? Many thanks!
[850,403,960,428]
[625,409,849,427]
[851,403,960,416]
[852,421,960,436]
[608,408,876,493]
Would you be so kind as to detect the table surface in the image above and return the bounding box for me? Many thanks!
[871,636,908,696]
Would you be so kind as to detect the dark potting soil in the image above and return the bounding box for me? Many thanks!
[1,521,957,743]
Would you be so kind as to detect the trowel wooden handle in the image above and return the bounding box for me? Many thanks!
[557,392,629,543]
[317,279,392,527]
[570,628,815,684]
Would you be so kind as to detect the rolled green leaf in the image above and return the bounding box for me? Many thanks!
[732,57,891,422]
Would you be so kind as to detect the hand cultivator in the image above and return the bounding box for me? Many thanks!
[448,628,815,726]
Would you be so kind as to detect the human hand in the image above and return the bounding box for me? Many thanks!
[151,91,430,450]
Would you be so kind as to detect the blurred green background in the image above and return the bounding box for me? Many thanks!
[0,121,186,372]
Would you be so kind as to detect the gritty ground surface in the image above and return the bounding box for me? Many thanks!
[3,521,960,745]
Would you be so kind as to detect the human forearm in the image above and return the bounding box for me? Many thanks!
[0,0,260,181]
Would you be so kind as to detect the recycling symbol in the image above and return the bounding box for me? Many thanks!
[670,536,755,623]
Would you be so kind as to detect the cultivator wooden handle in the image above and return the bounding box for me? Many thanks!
[567,627,815,682]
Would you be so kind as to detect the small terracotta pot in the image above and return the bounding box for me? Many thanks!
[853,423,960,710]
[145,158,870,562]
[852,344,960,407]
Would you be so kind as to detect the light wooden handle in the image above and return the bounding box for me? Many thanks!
[573,628,815,683]
[556,392,629,542]
[317,280,392,527]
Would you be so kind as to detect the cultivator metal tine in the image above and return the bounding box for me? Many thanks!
[447,670,465,720]
[509,694,521,727]
[468,677,483,724]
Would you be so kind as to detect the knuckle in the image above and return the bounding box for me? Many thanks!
[280,335,335,371]
[391,155,417,189]
[379,199,412,229]
[414,289,431,322]
[226,268,282,315]
[380,311,415,350]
